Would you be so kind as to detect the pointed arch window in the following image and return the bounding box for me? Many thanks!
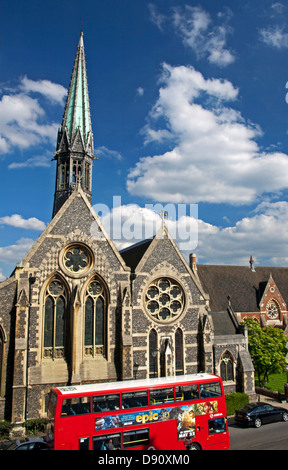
[43,277,68,359]
[149,329,158,378]
[220,351,234,382]
[84,278,107,357]
[0,327,4,396]
[175,328,184,376]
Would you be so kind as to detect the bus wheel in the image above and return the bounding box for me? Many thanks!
[188,442,201,450]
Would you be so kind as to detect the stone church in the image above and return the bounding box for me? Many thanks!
[0,32,255,428]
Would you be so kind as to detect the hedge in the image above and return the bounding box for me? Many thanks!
[225,392,249,416]
[0,421,13,439]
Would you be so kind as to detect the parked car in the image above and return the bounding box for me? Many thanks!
[235,402,288,428]
[5,437,48,450]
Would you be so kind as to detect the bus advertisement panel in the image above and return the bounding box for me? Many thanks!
[47,373,230,451]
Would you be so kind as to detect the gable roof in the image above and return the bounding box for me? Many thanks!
[120,238,154,272]
[120,225,208,300]
[197,265,288,313]
[21,187,129,272]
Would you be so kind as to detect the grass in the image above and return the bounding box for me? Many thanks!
[255,373,288,393]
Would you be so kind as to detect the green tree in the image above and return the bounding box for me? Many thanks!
[242,318,288,387]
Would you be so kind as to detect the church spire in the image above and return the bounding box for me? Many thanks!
[52,31,95,218]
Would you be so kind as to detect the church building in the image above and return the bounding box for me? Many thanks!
[0,32,255,429]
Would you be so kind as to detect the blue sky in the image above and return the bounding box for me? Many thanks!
[1,0,288,280]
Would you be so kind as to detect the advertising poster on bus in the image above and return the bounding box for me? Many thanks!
[95,400,218,440]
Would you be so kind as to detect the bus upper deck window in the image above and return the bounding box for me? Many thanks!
[92,394,120,413]
[149,387,174,405]
[175,384,199,402]
[200,382,222,399]
[61,396,90,416]
[122,391,148,409]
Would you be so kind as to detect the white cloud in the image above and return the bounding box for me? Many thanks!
[151,4,235,67]
[97,201,288,267]
[0,76,66,155]
[8,154,51,169]
[0,92,58,154]
[0,238,35,264]
[148,3,166,31]
[95,146,122,161]
[195,201,288,266]
[0,214,46,230]
[19,76,67,104]
[259,26,288,48]
[127,63,288,205]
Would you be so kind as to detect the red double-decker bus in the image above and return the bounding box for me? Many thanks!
[46,373,230,450]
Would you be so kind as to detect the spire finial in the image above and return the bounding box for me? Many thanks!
[160,210,167,229]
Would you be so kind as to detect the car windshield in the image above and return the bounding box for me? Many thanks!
[239,404,255,413]
[6,442,20,450]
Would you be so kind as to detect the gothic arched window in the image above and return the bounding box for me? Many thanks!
[149,329,158,378]
[43,277,68,359]
[220,351,234,382]
[84,278,107,357]
[175,328,184,376]
[0,327,3,396]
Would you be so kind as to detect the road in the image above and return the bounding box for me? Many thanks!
[228,418,288,450]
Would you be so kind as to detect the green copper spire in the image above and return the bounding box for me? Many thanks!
[52,31,95,218]
[62,30,93,148]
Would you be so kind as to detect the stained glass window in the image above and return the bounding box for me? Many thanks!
[43,277,67,359]
[149,329,158,378]
[84,278,106,357]
[175,328,184,375]
[64,246,90,273]
[145,278,185,322]
[220,352,234,382]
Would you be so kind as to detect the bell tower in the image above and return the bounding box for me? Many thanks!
[52,31,95,217]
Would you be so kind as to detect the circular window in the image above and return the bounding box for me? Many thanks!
[61,244,92,276]
[145,278,185,323]
[266,301,279,319]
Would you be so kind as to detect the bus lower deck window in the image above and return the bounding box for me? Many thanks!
[93,433,121,450]
[123,429,149,449]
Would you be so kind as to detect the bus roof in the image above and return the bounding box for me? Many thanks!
[54,373,220,396]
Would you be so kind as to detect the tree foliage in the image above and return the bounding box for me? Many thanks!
[242,318,288,387]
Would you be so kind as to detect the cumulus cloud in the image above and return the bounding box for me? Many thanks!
[127,63,288,205]
[0,214,46,230]
[95,201,288,267]
[19,76,67,104]
[0,76,66,155]
[0,238,35,264]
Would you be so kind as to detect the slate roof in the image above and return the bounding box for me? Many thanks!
[197,265,288,313]
[120,239,153,272]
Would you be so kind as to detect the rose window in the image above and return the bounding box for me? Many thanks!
[63,244,91,274]
[145,278,185,322]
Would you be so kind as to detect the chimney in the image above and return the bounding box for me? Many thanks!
[249,255,255,272]
[190,253,197,272]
